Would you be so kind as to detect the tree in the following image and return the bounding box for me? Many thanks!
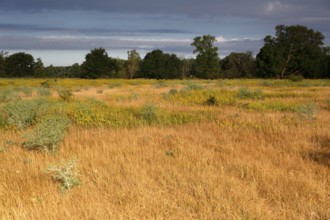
[68,63,81,78]
[256,25,327,78]
[139,49,182,79]
[126,50,141,79]
[0,51,7,77]
[191,35,220,79]
[80,48,117,79]
[34,58,45,77]
[5,52,35,77]
[221,52,255,78]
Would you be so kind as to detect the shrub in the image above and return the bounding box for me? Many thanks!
[57,89,74,102]
[204,96,218,106]
[182,83,204,92]
[3,100,40,130]
[46,160,80,193]
[140,103,158,124]
[237,87,264,100]
[96,89,103,94]
[40,80,50,88]
[297,103,318,120]
[22,115,70,151]
[37,87,52,97]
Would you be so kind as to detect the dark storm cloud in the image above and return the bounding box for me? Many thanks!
[1,0,329,19]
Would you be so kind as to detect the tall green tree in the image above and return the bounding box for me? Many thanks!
[256,25,327,78]
[5,52,35,77]
[221,52,255,78]
[34,58,46,77]
[126,50,141,79]
[0,51,7,77]
[81,48,118,79]
[191,35,220,79]
[139,49,182,79]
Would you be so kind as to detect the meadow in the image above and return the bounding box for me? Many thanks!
[0,78,329,219]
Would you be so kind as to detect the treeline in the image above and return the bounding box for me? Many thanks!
[0,24,329,79]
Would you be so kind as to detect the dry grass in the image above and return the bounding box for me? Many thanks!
[0,79,329,219]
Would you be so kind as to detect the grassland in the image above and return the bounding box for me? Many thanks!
[0,78,329,219]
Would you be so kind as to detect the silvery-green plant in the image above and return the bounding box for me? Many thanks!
[46,160,80,193]
[23,115,70,152]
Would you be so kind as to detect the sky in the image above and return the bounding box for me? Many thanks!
[0,0,329,66]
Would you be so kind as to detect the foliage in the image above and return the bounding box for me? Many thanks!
[57,89,74,101]
[126,50,141,79]
[2,100,40,130]
[4,52,35,77]
[191,35,220,79]
[22,115,70,151]
[80,48,118,79]
[297,103,318,120]
[204,96,218,106]
[221,52,255,78]
[0,51,7,77]
[236,87,264,100]
[140,103,158,124]
[46,160,80,193]
[256,25,327,78]
[33,58,45,77]
[139,50,182,79]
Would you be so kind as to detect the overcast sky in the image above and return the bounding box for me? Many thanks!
[0,0,329,66]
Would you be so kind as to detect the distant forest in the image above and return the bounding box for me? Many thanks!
[1,25,329,79]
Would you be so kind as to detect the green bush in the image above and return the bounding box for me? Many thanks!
[204,96,218,106]
[57,89,74,102]
[237,87,264,100]
[22,115,70,151]
[3,100,40,130]
[140,103,158,124]
[46,160,80,193]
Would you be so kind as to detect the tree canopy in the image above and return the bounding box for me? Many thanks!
[221,52,255,78]
[80,48,118,79]
[4,52,35,77]
[139,49,182,79]
[256,25,328,78]
[191,35,220,79]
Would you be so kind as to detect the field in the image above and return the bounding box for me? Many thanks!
[0,78,329,219]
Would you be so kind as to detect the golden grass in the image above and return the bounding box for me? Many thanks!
[0,79,329,219]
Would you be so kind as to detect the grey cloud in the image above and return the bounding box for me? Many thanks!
[1,0,329,19]
[0,34,263,58]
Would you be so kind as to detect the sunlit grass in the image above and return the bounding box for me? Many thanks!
[0,78,329,219]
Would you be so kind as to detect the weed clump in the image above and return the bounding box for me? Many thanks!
[140,103,158,124]
[297,103,318,120]
[57,89,74,102]
[2,100,40,130]
[46,160,80,193]
[204,96,218,106]
[23,115,70,152]
[237,87,264,100]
